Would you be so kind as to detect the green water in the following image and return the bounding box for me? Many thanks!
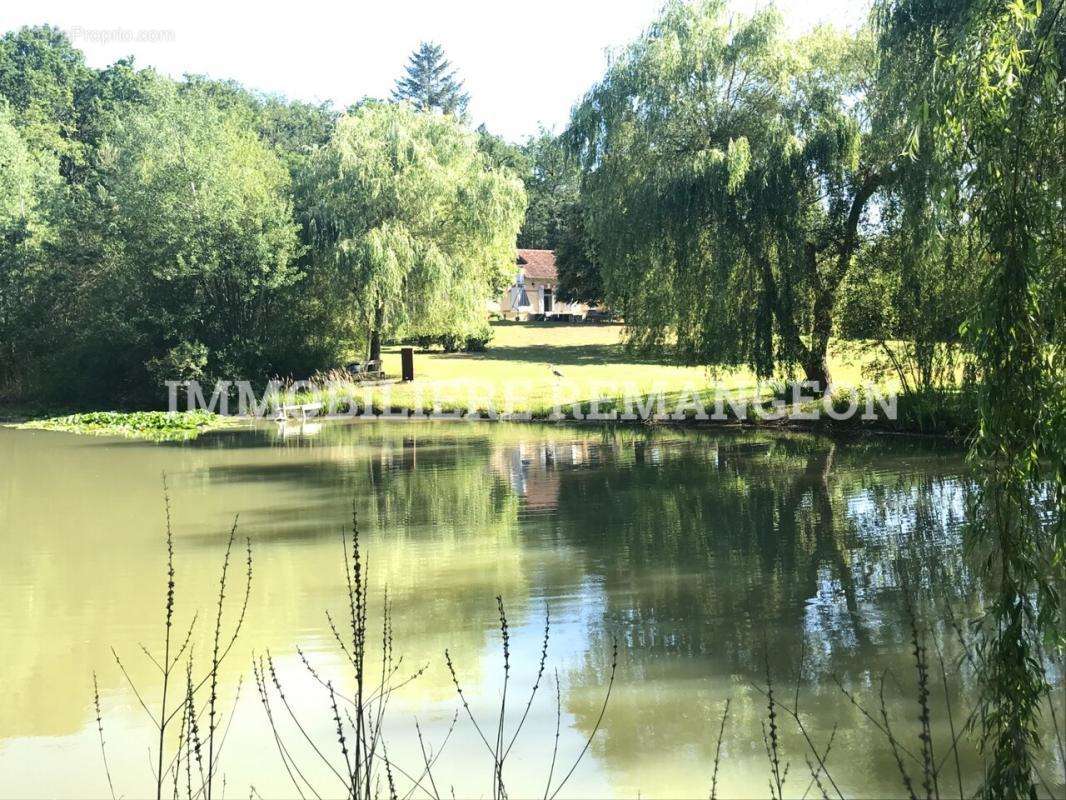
[0,421,1060,797]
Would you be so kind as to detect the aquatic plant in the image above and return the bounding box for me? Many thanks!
[253,507,426,799]
[25,410,226,440]
[253,509,617,799]
[443,597,617,800]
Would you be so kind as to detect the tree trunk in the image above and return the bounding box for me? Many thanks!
[801,170,887,395]
[368,305,384,363]
[805,290,835,393]
[803,350,831,394]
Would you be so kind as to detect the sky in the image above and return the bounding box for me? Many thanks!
[1,0,870,142]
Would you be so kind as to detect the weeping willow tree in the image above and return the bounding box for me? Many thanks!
[305,102,525,361]
[876,0,1064,794]
[566,0,893,390]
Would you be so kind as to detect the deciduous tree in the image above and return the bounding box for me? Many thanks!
[0,104,60,396]
[567,1,891,390]
[518,128,579,250]
[96,82,303,393]
[306,102,525,361]
[877,0,1065,792]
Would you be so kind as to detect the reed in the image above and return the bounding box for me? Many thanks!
[95,480,252,800]
[750,638,842,800]
[759,661,788,800]
[92,672,118,800]
[255,510,617,800]
[827,596,999,800]
[445,598,618,800]
[708,698,731,800]
[253,510,415,799]
[94,494,1061,798]
[749,635,963,800]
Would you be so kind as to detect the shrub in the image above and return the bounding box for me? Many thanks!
[403,322,494,353]
[463,322,494,352]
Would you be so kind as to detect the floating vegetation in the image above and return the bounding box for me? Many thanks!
[18,410,233,441]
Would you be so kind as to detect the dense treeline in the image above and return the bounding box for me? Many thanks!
[0,29,526,404]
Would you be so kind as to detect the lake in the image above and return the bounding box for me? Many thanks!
[0,421,1059,797]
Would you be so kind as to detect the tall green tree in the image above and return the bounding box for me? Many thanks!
[85,82,303,396]
[392,42,469,116]
[567,1,891,390]
[877,0,1065,793]
[554,200,603,305]
[255,96,337,172]
[836,189,979,394]
[168,76,338,175]
[516,129,602,303]
[0,25,91,171]
[306,102,524,362]
[0,34,165,401]
[0,103,61,396]
[72,58,158,169]
[475,123,529,174]
[518,128,579,249]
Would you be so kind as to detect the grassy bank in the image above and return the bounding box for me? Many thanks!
[282,322,971,436]
[3,323,974,440]
[287,321,884,415]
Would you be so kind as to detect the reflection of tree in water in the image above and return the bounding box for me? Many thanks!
[9,422,1045,797]
[195,423,980,694]
[550,431,984,790]
[199,424,521,539]
[0,423,542,741]
[553,434,975,669]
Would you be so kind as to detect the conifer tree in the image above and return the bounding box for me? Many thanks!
[392,41,469,116]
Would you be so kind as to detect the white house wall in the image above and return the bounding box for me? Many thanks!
[496,276,589,319]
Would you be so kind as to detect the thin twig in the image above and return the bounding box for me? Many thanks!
[93,672,119,800]
[709,698,731,800]
[547,639,618,800]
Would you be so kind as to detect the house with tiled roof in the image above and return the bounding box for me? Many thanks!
[491,249,590,320]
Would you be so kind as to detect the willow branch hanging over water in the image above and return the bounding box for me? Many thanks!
[875,0,1066,795]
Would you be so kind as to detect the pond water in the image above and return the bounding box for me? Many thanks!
[0,421,1061,797]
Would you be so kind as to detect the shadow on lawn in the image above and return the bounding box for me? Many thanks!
[447,343,670,368]
[400,322,676,368]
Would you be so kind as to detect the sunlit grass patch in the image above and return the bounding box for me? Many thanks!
[294,323,891,420]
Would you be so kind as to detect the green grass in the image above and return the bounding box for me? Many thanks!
[290,321,886,421]
[6,323,965,438]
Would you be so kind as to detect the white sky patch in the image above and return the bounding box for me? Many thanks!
[2,0,869,142]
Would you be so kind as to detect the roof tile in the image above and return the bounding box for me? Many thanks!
[516,249,557,281]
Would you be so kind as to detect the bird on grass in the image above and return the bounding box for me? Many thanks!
[549,364,565,379]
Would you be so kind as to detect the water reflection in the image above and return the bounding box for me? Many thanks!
[0,422,1059,798]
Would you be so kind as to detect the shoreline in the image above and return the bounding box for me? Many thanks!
[1,403,967,444]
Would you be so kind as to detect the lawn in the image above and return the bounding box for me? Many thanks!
[5,322,899,436]
[302,321,882,420]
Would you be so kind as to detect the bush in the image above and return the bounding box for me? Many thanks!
[403,322,494,353]
[439,331,466,353]
[891,386,977,438]
[145,341,209,387]
[463,322,494,352]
